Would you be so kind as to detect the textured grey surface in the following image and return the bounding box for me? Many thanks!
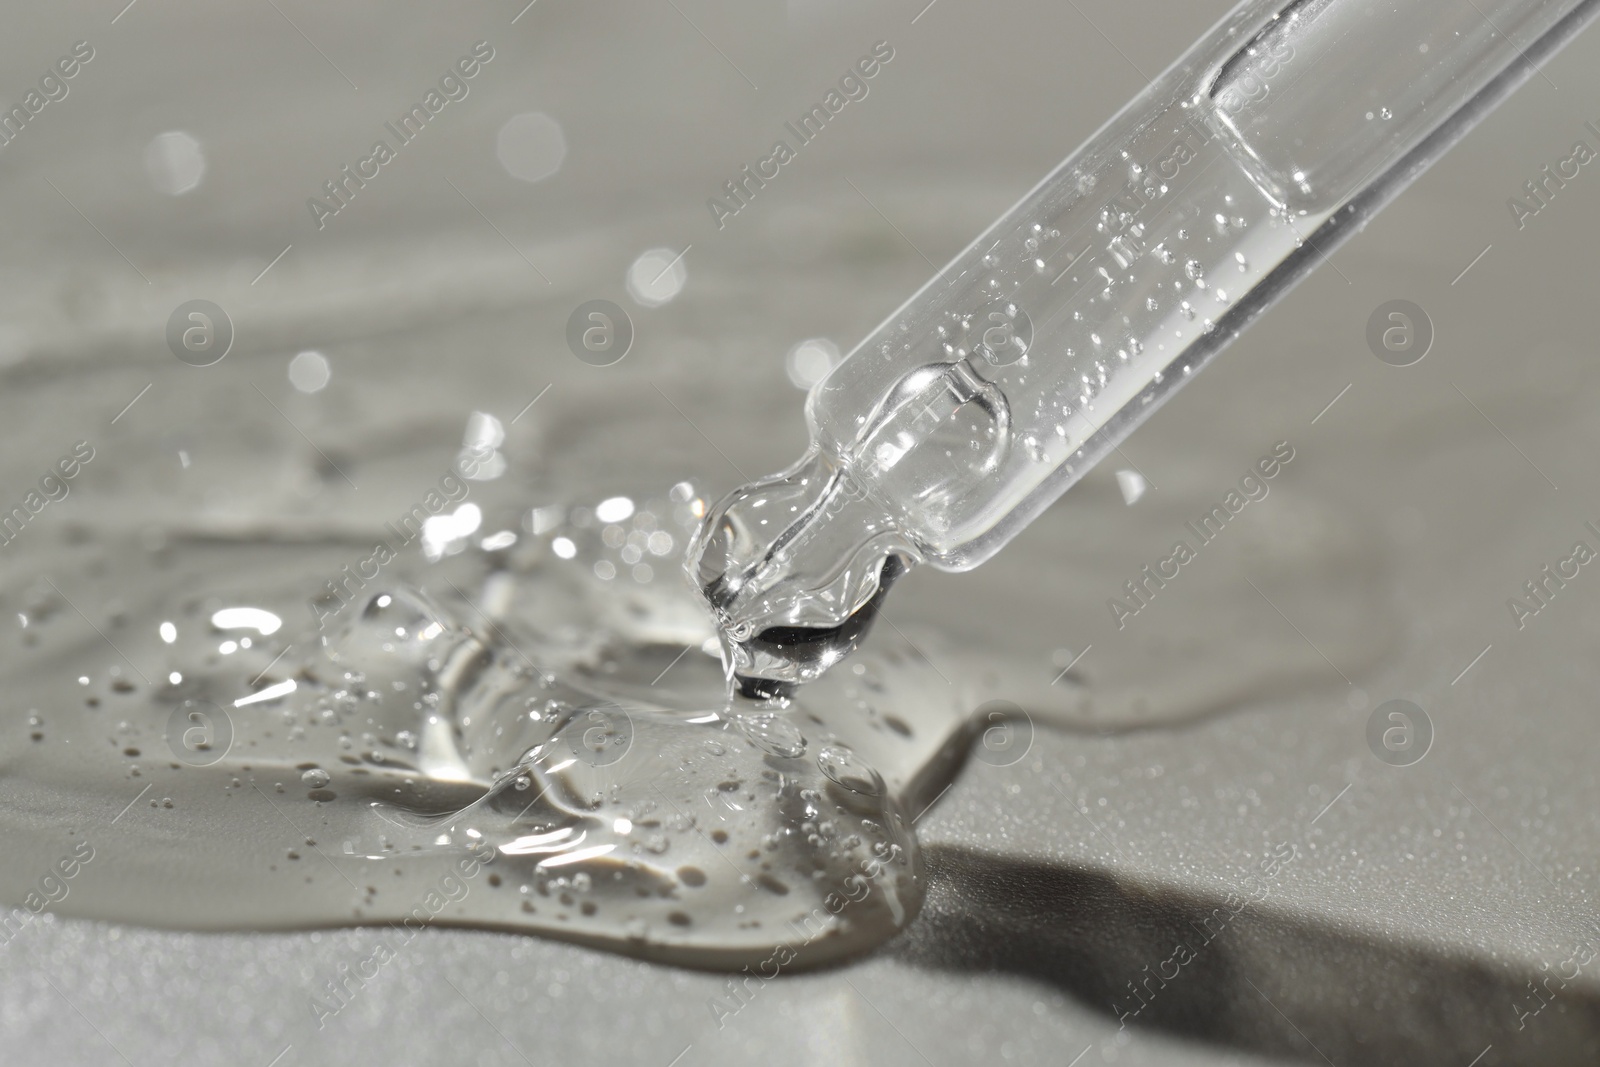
[2,0,1600,1065]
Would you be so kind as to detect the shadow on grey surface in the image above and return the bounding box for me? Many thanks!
[892,846,1600,1067]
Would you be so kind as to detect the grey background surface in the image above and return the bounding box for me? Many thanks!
[2,0,1599,1064]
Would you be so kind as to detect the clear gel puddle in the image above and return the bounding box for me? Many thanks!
[0,483,975,969]
[0,453,1404,969]
[0,457,1399,971]
[0,391,1402,975]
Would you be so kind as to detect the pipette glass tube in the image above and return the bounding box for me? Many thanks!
[690,0,1600,690]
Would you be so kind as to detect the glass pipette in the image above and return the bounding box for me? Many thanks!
[689,0,1600,693]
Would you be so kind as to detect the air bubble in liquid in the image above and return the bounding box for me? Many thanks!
[817,745,884,797]
[734,710,808,758]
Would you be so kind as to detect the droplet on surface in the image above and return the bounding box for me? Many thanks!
[496,112,567,183]
[626,248,688,308]
[144,130,206,196]
[288,351,331,394]
[1116,469,1148,505]
[786,339,840,390]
